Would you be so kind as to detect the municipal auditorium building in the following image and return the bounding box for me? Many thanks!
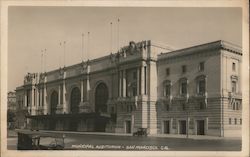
[15,40,242,137]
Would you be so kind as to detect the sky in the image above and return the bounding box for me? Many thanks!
[8,7,242,91]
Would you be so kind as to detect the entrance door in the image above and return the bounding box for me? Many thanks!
[95,83,108,113]
[179,120,186,134]
[163,121,170,134]
[50,91,58,115]
[69,118,78,131]
[197,120,205,135]
[49,120,56,130]
[125,121,131,133]
[70,87,81,114]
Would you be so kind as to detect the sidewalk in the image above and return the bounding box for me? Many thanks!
[28,129,240,140]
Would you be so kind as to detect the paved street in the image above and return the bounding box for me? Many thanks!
[7,131,241,151]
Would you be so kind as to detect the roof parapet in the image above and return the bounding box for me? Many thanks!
[158,40,242,61]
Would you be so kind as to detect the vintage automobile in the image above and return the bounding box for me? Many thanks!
[16,130,65,150]
[133,128,148,137]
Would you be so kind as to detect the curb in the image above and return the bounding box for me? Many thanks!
[20,129,240,140]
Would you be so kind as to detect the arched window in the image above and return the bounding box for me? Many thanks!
[70,87,81,114]
[50,91,58,115]
[95,83,108,113]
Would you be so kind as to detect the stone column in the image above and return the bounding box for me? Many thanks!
[80,79,84,102]
[62,80,67,113]
[119,70,122,97]
[31,86,35,115]
[86,75,90,102]
[36,87,39,114]
[43,75,48,115]
[58,85,61,105]
[86,65,91,102]
[137,67,140,96]
[24,90,27,107]
[43,86,48,114]
[122,70,127,97]
[141,65,145,95]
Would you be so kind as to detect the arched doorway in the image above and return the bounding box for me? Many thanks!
[95,83,108,113]
[50,91,58,130]
[95,82,109,132]
[69,87,81,131]
[50,91,58,115]
[70,87,81,114]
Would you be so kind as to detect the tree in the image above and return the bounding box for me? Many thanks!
[7,109,16,129]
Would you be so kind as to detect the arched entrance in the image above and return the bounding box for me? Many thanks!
[95,83,109,113]
[69,87,81,131]
[50,91,58,115]
[95,82,109,132]
[50,91,58,130]
[70,87,81,114]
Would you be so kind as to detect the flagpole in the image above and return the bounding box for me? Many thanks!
[44,48,47,72]
[117,18,120,52]
[87,32,90,60]
[63,41,66,67]
[59,42,62,68]
[110,22,113,53]
[82,33,84,61]
[41,50,43,73]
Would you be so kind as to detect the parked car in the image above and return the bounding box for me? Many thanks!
[133,128,148,137]
[16,130,65,150]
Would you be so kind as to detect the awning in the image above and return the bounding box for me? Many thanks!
[26,112,111,120]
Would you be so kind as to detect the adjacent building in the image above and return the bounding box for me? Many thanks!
[7,91,16,111]
[15,40,242,137]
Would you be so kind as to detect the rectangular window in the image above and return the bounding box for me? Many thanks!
[232,81,237,93]
[229,118,231,124]
[38,90,40,106]
[127,105,132,113]
[199,62,205,71]
[111,107,115,113]
[132,87,137,96]
[234,118,237,125]
[165,104,170,111]
[144,66,147,94]
[34,89,36,106]
[133,71,137,80]
[240,118,242,125]
[166,68,170,76]
[199,102,205,110]
[236,102,239,110]
[181,82,187,94]
[182,104,186,110]
[182,65,186,74]
[232,62,236,71]
[27,90,30,107]
[42,89,44,106]
[165,84,171,96]
[198,80,206,94]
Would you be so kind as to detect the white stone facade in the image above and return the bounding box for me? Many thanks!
[15,40,242,137]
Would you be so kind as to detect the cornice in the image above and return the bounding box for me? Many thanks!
[158,40,242,62]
